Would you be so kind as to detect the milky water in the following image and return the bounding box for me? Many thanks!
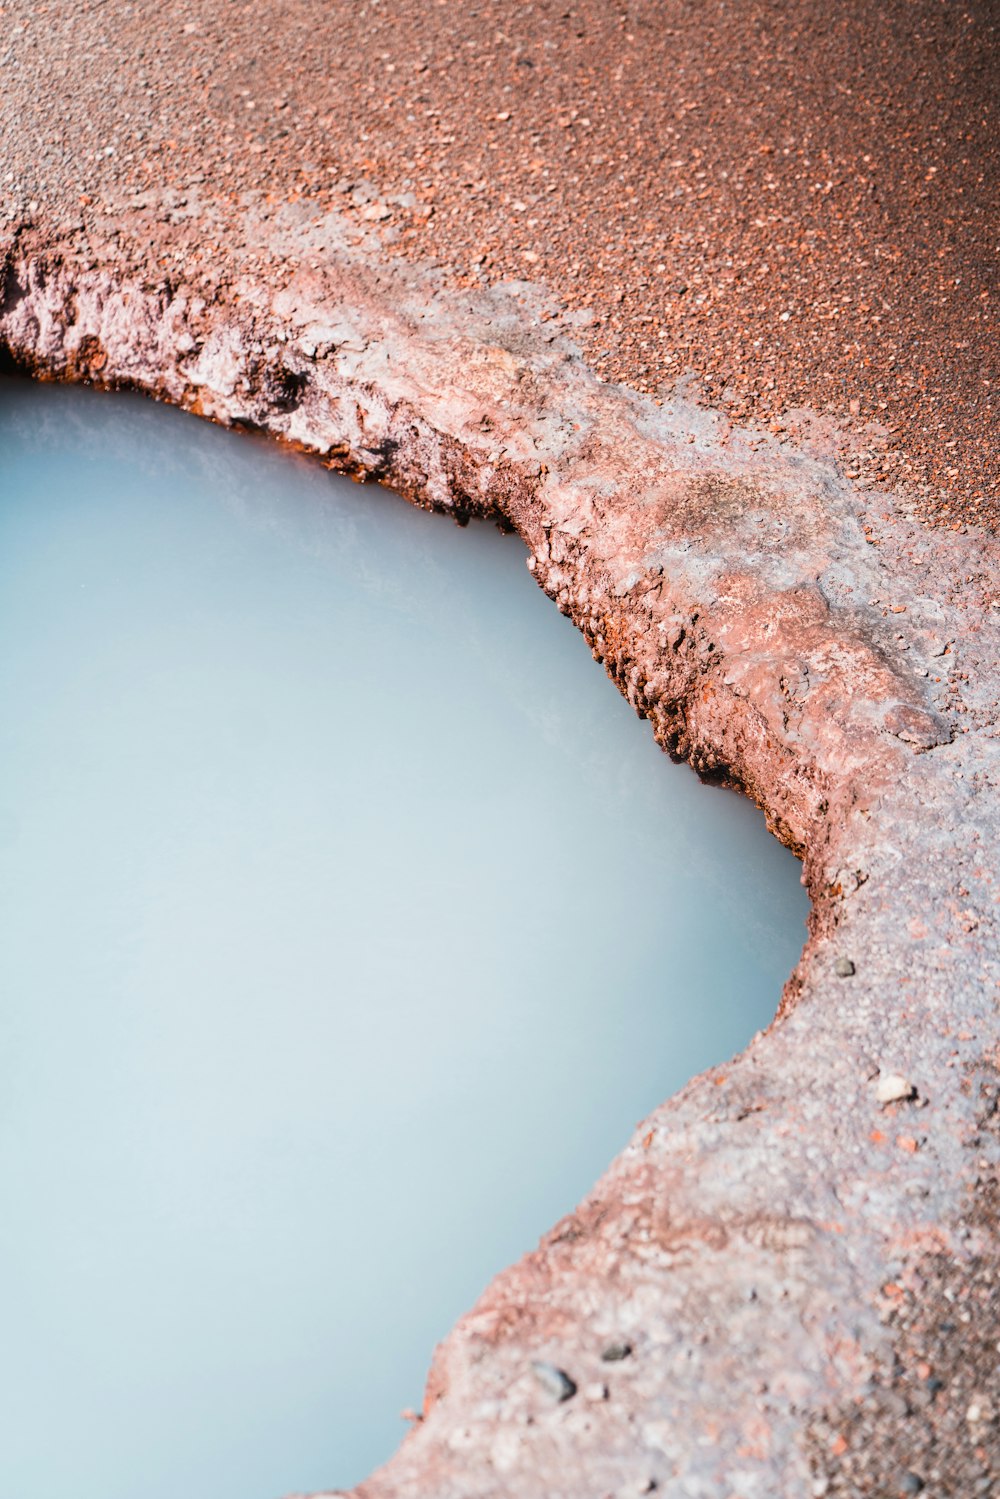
[0,377,808,1497]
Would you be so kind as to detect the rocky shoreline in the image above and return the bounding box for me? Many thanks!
[2,190,998,1496]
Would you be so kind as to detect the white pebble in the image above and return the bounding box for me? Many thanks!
[876,1073,916,1104]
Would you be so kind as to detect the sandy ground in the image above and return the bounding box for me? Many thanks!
[2,0,996,527]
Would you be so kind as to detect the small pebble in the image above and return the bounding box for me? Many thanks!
[966,1395,994,1424]
[834,956,856,977]
[899,1473,924,1495]
[876,1073,917,1105]
[583,1380,609,1402]
[530,1360,577,1401]
[601,1341,633,1362]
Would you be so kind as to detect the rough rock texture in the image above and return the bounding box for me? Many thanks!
[2,183,998,1496]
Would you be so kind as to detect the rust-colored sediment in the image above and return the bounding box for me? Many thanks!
[1,2,998,1494]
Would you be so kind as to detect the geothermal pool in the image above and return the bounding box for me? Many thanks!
[0,378,808,1497]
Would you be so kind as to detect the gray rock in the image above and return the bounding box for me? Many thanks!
[530,1360,577,1401]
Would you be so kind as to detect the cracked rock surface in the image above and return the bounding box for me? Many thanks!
[1,15,998,1497]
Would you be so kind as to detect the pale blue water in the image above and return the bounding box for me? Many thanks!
[0,378,808,1497]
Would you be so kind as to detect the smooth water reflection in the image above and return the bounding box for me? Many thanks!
[0,378,808,1497]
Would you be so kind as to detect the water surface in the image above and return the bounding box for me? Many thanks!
[0,378,808,1497]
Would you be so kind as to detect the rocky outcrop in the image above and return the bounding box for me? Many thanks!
[2,194,998,1496]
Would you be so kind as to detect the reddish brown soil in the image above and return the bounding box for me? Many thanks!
[2,0,996,527]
